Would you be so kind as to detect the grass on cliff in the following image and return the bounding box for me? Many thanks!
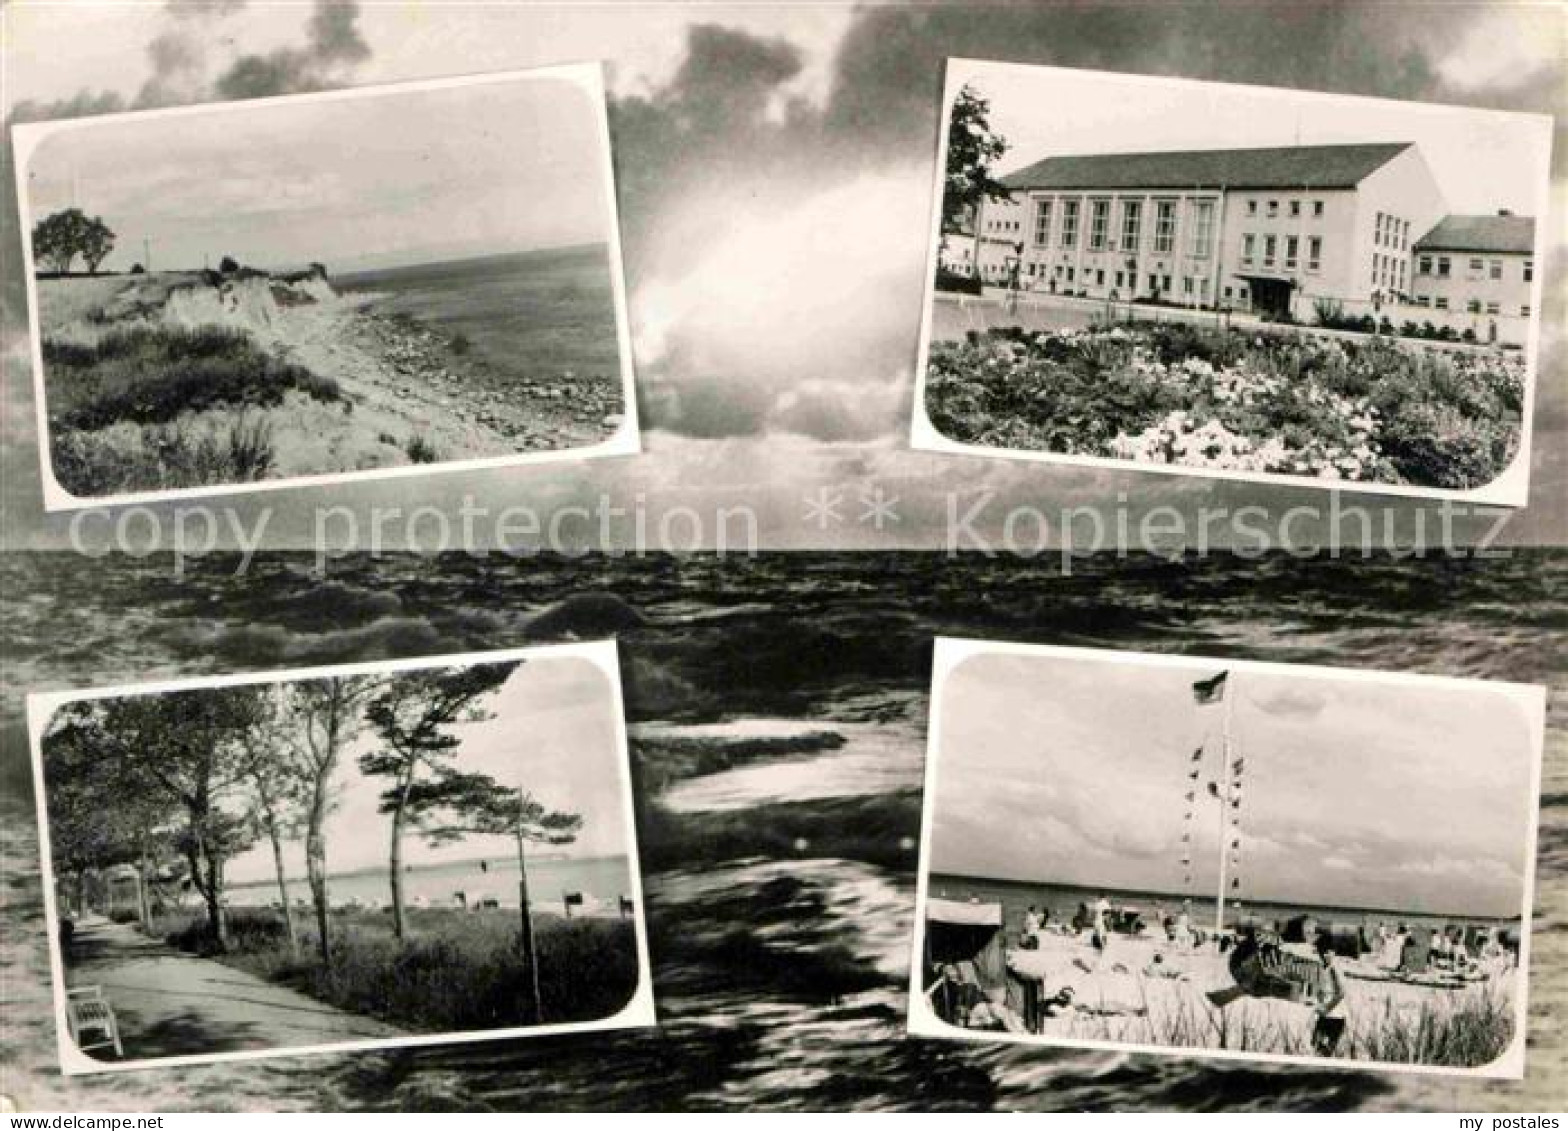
[44,325,342,431]
[42,325,344,496]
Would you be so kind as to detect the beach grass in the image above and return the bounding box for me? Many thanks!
[43,324,344,495]
[148,905,640,1032]
[44,325,342,431]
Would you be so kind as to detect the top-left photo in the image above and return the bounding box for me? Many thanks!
[13,63,639,509]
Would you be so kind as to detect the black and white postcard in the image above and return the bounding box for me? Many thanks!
[910,638,1544,1077]
[27,641,654,1074]
[912,60,1552,505]
[14,64,639,509]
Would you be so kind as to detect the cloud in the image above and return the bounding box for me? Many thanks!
[214,0,371,100]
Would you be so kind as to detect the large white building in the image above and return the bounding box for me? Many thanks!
[962,141,1535,344]
[1408,214,1535,345]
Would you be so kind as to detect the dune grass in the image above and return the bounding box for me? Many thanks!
[150,905,640,1032]
[44,325,342,430]
[42,324,343,495]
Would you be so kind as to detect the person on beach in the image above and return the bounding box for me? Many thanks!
[1311,932,1347,1057]
[1174,900,1193,947]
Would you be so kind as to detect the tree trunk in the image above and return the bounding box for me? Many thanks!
[389,803,407,941]
[266,821,299,955]
[136,844,153,932]
[306,803,331,965]
[205,849,228,952]
[515,831,542,1024]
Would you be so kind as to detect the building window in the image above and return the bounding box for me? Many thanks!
[1308,236,1322,272]
[1467,299,1481,313]
[1419,255,1432,275]
[1469,257,1483,274]
[1120,200,1142,251]
[1485,301,1500,315]
[1524,260,1534,282]
[1289,201,1300,217]
[1147,273,1159,292]
[1242,233,1256,263]
[1263,234,1276,266]
[1033,199,1052,247]
[1489,259,1502,280]
[1189,200,1214,258]
[1060,199,1079,248]
[1313,200,1324,218]
[1247,199,1258,216]
[1089,199,1110,250]
[1066,266,1075,282]
[1414,296,1430,307]
[1374,212,1384,244]
[1285,235,1299,269]
[1183,276,1193,295]
[1437,256,1451,277]
[1096,268,1105,286]
[1435,297,1449,310]
[1153,200,1177,254]
[1162,274,1172,291]
[1521,305,1532,317]
[1224,285,1232,298]
[1267,199,1278,217]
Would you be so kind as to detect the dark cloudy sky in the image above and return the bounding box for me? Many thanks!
[928,646,1540,918]
[1,2,1563,550]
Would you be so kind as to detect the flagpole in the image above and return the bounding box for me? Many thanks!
[1214,674,1236,935]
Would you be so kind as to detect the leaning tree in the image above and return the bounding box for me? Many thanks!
[81,685,270,950]
[361,661,521,940]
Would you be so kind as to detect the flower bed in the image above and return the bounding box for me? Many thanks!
[924,323,1525,487]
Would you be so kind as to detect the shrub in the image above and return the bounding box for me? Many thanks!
[51,414,277,496]
[403,435,440,464]
[43,325,341,431]
[219,255,241,274]
[934,266,982,295]
[924,322,1523,487]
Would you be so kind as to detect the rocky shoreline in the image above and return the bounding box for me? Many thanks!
[347,306,625,451]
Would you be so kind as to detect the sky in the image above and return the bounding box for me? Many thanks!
[929,651,1537,918]
[1,2,1565,549]
[21,74,613,273]
[220,655,635,885]
[965,60,1552,218]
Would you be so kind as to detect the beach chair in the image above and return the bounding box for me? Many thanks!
[65,986,123,1058]
[1400,933,1431,975]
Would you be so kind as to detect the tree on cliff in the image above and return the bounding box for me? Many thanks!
[31,208,116,275]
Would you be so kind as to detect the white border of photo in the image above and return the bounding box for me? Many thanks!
[13,63,642,512]
[26,639,657,1076]
[909,59,1554,507]
[907,636,1545,1079]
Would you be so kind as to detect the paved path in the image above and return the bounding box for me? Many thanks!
[64,915,401,1063]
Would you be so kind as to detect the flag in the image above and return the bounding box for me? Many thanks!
[1192,672,1228,705]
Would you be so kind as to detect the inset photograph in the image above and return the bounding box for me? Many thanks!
[27,641,654,1074]
[14,64,638,509]
[912,61,1552,504]
[910,639,1544,1077]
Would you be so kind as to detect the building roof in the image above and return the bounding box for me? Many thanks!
[1414,214,1535,255]
[1001,142,1413,192]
